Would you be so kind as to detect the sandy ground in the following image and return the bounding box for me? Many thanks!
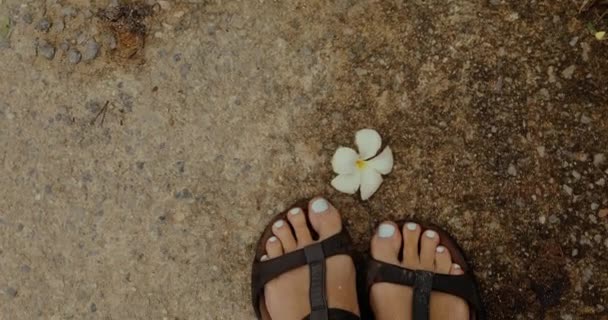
[1,0,607,319]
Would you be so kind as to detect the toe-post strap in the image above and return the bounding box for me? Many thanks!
[412,270,434,320]
[305,243,328,320]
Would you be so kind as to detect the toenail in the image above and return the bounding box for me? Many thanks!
[453,263,461,270]
[273,220,285,228]
[406,223,417,231]
[268,236,278,243]
[289,208,301,215]
[425,230,437,239]
[436,246,446,253]
[261,255,268,261]
[378,223,396,238]
[311,198,329,213]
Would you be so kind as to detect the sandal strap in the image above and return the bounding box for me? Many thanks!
[305,243,328,320]
[367,259,486,320]
[412,270,434,320]
[251,229,353,319]
[303,309,360,320]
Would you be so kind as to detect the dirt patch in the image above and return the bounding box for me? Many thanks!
[97,2,158,61]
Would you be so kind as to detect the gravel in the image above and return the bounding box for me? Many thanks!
[37,40,55,60]
[67,49,81,64]
[562,184,573,196]
[36,18,52,32]
[82,39,99,61]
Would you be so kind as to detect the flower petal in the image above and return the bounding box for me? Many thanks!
[331,172,361,194]
[331,147,359,174]
[356,129,382,160]
[360,168,383,200]
[367,146,393,175]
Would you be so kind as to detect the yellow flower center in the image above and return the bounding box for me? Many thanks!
[356,159,367,170]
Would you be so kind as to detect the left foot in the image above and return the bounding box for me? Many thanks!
[260,197,360,320]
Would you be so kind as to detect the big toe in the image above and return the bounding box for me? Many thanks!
[371,222,402,265]
[307,197,342,240]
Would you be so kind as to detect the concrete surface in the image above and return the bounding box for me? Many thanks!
[1,0,607,319]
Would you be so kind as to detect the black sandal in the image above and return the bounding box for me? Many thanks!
[366,220,486,320]
[250,199,362,320]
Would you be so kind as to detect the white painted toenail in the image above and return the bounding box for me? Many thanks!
[268,236,278,242]
[453,263,461,270]
[436,246,446,253]
[406,223,417,231]
[378,224,396,238]
[273,220,285,228]
[261,255,268,261]
[311,198,329,213]
[425,230,436,238]
[289,208,301,215]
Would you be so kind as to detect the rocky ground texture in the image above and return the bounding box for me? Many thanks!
[1,0,607,319]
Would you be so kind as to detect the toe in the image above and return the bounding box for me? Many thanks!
[402,222,421,268]
[272,219,297,252]
[286,207,313,247]
[265,236,283,259]
[307,197,342,240]
[419,229,440,271]
[450,263,464,275]
[434,245,452,274]
[371,222,402,265]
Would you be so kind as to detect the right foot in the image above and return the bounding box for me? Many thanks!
[369,221,470,320]
[260,197,360,320]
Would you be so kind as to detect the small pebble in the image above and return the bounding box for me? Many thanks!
[561,65,576,79]
[158,0,171,9]
[174,188,192,199]
[593,234,602,243]
[90,303,97,312]
[62,6,77,18]
[59,41,70,51]
[580,114,591,124]
[593,153,605,166]
[67,49,81,64]
[571,170,581,180]
[591,203,599,210]
[562,184,573,196]
[536,146,546,157]
[82,39,99,61]
[53,19,64,32]
[596,178,605,186]
[599,209,608,219]
[37,40,55,60]
[103,33,117,49]
[4,287,17,297]
[36,18,51,32]
[589,214,597,224]
[507,164,517,176]
[539,216,546,224]
[22,13,33,24]
[571,249,578,257]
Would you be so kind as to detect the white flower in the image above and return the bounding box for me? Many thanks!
[330,129,393,200]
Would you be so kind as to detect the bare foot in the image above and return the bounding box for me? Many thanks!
[369,222,469,320]
[260,198,360,320]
